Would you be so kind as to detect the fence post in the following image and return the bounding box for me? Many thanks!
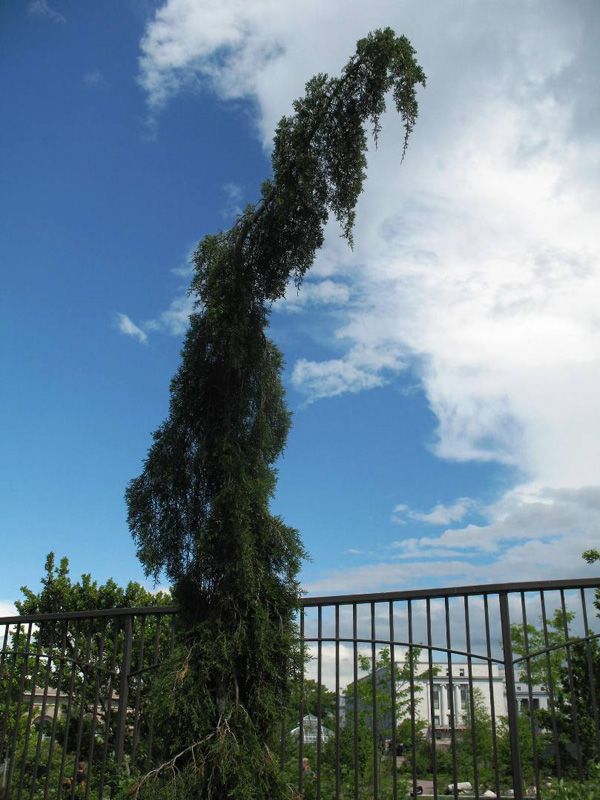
[499,592,523,800]
[115,615,133,766]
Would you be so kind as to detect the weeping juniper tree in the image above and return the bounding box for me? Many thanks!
[126,28,425,799]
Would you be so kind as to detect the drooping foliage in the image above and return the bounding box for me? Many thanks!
[126,28,425,799]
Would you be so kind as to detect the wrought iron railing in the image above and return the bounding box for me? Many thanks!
[2,577,600,799]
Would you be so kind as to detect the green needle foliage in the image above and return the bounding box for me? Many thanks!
[126,28,425,800]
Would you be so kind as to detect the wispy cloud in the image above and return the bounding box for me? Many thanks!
[221,182,243,219]
[393,498,474,526]
[116,313,148,344]
[27,0,66,23]
[144,294,195,336]
[277,279,351,314]
[84,70,104,87]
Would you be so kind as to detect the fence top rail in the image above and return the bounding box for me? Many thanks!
[0,604,180,626]
[301,576,600,607]
[1,576,598,625]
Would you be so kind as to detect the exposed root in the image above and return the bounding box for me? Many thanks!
[132,735,213,799]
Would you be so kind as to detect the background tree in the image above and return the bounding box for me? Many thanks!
[453,688,495,788]
[125,28,425,800]
[0,554,171,799]
[510,608,574,697]
[551,637,600,777]
[342,647,430,796]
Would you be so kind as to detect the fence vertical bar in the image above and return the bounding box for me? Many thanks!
[43,620,68,800]
[97,619,120,800]
[408,599,417,800]
[145,615,163,768]
[352,603,359,800]
[335,604,341,800]
[29,624,55,800]
[115,614,133,766]
[539,592,561,778]
[483,596,500,797]
[131,615,146,769]
[464,596,479,799]
[444,598,458,800]
[560,589,584,780]
[317,605,322,800]
[389,600,398,800]
[84,618,107,800]
[298,606,305,796]
[57,620,82,800]
[426,599,438,800]
[520,592,540,797]
[69,622,93,799]
[499,591,523,800]
[17,623,44,800]
[371,601,378,800]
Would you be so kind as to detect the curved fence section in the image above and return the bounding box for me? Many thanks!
[2,578,600,799]
[0,607,177,800]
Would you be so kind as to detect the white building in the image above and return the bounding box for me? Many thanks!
[412,661,549,745]
[350,657,549,748]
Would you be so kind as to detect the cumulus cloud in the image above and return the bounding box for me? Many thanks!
[291,358,385,401]
[393,498,474,526]
[116,313,148,344]
[137,0,600,588]
[27,0,65,23]
[414,486,600,554]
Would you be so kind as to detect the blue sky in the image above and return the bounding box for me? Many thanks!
[2,0,600,614]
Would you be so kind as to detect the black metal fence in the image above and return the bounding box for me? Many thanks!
[2,577,600,799]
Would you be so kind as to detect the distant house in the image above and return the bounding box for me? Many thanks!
[349,656,549,749]
[290,714,333,744]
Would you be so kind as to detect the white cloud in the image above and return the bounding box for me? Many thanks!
[138,0,600,588]
[304,559,479,596]
[144,293,195,336]
[222,182,243,219]
[393,498,474,526]
[137,0,600,474]
[277,279,351,314]
[291,357,385,402]
[0,600,17,619]
[116,313,148,344]
[415,486,600,554]
[27,0,65,23]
